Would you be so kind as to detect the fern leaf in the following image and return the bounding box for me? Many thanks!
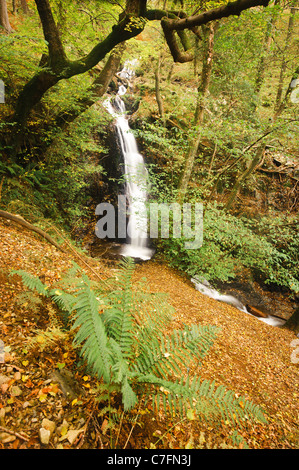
[121,376,138,411]
[104,258,136,357]
[71,277,112,383]
[137,373,266,426]
[11,270,50,297]
[49,290,77,319]
[134,324,218,380]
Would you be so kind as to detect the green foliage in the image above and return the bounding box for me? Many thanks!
[1,103,108,228]
[159,203,299,292]
[12,258,267,430]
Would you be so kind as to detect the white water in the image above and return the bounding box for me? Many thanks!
[103,61,153,261]
[191,278,286,327]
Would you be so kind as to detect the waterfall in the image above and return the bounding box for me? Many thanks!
[103,61,153,261]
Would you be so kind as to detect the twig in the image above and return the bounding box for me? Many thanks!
[123,405,141,450]
[92,416,104,449]
[76,406,96,449]
[115,410,125,448]
[0,425,29,442]
[208,141,217,176]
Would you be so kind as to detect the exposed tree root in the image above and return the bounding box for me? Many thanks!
[0,210,65,253]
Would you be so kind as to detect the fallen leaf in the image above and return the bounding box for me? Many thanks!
[65,428,85,445]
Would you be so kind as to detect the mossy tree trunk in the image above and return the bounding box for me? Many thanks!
[194,23,218,126]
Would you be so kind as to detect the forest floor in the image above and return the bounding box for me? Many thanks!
[0,218,298,451]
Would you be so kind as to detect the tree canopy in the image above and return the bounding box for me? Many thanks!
[8,0,271,129]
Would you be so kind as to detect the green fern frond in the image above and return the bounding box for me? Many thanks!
[71,276,112,383]
[11,270,50,297]
[49,290,77,319]
[134,324,218,380]
[104,258,136,357]
[121,376,138,411]
[138,374,266,426]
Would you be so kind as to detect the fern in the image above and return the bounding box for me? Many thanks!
[12,257,267,431]
[12,270,50,297]
[71,274,113,383]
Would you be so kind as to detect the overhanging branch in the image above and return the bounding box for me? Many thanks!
[162,0,270,32]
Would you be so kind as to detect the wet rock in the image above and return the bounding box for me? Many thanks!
[213,276,294,320]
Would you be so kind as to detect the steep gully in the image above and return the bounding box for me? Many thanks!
[101,61,286,328]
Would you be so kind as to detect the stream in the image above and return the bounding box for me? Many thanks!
[191,278,286,327]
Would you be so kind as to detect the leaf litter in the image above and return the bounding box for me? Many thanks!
[0,218,298,449]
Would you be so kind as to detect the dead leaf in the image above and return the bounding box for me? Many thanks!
[65,428,85,445]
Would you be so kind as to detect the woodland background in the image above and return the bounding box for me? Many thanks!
[0,0,298,450]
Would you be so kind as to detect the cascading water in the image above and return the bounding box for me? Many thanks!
[191,278,286,327]
[103,61,153,261]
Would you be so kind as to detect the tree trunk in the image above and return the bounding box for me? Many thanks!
[13,71,60,128]
[20,0,29,14]
[155,56,165,124]
[224,145,265,210]
[177,132,202,204]
[0,0,12,33]
[274,5,297,113]
[254,0,279,95]
[177,23,217,203]
[194,23,217,126]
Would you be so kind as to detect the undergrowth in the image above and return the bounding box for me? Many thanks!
[12,257,268,447]
[158,203,299,293]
